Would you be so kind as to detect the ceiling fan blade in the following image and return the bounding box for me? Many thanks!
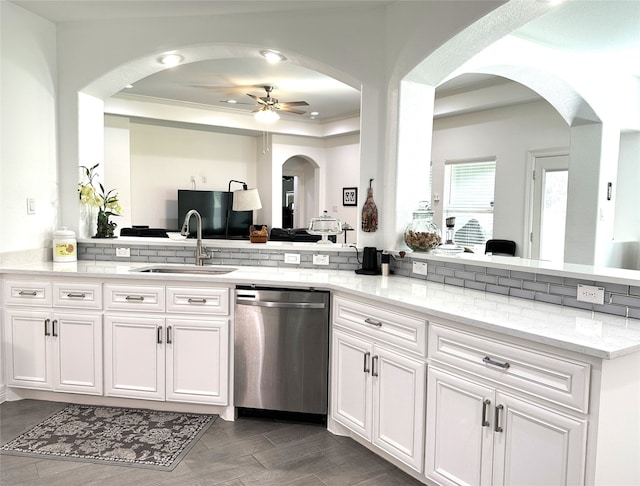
[247,93,267,105]
[278,107,306,115]
[279,101,309,107]
[218,100,255,106]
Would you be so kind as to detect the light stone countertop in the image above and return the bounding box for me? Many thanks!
[2,260,640,360]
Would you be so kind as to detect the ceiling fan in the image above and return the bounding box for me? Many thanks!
[247,86,309,115]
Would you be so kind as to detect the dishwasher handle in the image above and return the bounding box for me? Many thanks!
[236,295,326,309]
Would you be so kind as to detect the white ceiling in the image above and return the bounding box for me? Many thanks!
[11,0,640,122]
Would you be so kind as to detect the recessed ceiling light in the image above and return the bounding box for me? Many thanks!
[310,112,319,116]
[157,53,183,67]
[260,50,286,63]
[225,99,238,104]
[124,84,134,89]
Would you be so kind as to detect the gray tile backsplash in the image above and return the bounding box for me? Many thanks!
[78,242,640,320]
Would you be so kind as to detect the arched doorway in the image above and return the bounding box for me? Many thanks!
[282,155,319,229]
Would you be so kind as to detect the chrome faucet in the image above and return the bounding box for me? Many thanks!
[181,209,211,266]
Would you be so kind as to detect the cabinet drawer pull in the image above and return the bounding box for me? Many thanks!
[482,399,491,427]
[494,404,504,433]
[18,290,38,296]
[371,355,379,377]
[66,292,87,299]
[364,317,382,327]
[483,356,510,370]
[157,326,163,344]
[187,298,207,304]
[52,319,58,337]
[363,351,371,373]
[125,295,145,302]
[166,325,172,344]
[44,318,51,336]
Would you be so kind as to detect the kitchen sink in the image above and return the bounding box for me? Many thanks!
[133,265,237,275]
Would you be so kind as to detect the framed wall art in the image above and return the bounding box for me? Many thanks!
[343,187,358,206]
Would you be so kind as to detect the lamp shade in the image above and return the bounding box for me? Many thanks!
[232,188,262,211]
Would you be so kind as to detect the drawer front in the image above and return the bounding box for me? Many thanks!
[333,295,426,355]
[104,284,165,312]
[428,323,591,413]
[53,282,102,309]
[166,287,230,315]
[4,280,52,307]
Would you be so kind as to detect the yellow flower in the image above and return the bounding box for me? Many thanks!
[79,164,122,216]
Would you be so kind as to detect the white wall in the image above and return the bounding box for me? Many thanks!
[325,134,361,245]
[105,115,132,233]
[128,120,257,230]
[610,132,640,269]
[0,2,58,260]
[431,100,570,255]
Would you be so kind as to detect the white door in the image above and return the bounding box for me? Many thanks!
[104,315,165,400]
[492,391,587,486]
[3,309,53,390]
[165,318,229,405]
[531,155,569,261]
[330,329,373,440]
[372,345,426,472]
[53,312,103,395]
[425,367,494,486]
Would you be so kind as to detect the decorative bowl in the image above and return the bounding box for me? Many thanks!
[167,232,187,241]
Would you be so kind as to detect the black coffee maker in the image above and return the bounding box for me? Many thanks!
[355,247,380,275]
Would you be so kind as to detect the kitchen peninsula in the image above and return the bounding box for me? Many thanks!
[2,239,639,485]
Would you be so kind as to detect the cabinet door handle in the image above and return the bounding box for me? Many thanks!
[482,399,491,427]
[19,290,38,296]
[166,326,172,344]
[66,292,86,299]
[364,317,382,327]
[157,325,163,344]
[371,355,379,377]
[44,318,51,336]
[52,319,58,337]
[187,298,207,304]
[483,356,510,370]
[125,295,145,302]
[494,404,504,433]
[363,351,371,373]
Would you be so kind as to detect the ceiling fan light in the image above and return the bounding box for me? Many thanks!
[158,53,183,67]
[260,50,286,63]
[255,107,280,123]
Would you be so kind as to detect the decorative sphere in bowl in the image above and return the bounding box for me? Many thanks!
[167,232,187,241]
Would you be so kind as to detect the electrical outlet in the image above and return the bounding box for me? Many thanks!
[313,254,329,265]
[412,261,428,276]
[284,253,300,264]
[577,284,604,304]
[116,247,130,258]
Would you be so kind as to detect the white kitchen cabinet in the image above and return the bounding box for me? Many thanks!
[104,315,229,405]
[331,329,373,440]
[103,282,230,406]
[426,324,589,486]
[104,314,165,400]
[331,324,426,472]
[4,309,103,395]
[165,317,228,404]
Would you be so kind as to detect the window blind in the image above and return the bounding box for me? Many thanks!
[444,159,496,246]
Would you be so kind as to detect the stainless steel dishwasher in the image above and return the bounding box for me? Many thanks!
[234,286,330,417]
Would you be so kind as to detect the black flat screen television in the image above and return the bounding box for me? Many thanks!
[177,190,253,239]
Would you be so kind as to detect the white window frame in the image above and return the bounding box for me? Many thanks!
[443,157,496,250]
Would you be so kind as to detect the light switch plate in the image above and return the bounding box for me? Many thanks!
[284,253,300,264]
[116,247,130,257]
[313,254,329,265]
[412,261,428,275]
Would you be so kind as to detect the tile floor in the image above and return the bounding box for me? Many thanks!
[0,400,425,485]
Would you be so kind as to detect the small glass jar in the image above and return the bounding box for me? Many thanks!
[404,201,441,251]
